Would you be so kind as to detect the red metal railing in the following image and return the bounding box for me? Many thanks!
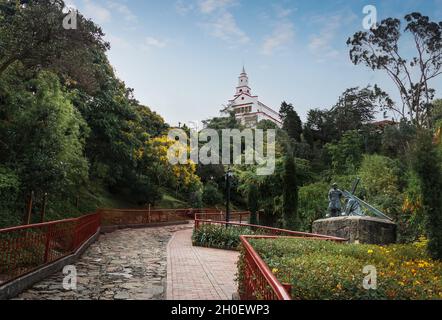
[194,219,345,300]
[99,208,193,227]
[238,234,346,300]
[194,218,346,240]
[239,235,292,300]
[194,211,251,223]
[0,213,100,285]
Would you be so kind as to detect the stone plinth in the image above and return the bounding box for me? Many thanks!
[312,216,397,245]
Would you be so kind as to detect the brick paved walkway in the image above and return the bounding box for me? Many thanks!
[167,229,239,300]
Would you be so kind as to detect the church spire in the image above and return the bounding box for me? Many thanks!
[236,66,251,95]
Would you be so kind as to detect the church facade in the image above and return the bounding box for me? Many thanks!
[224,68,282,128]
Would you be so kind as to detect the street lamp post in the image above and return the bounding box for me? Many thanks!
[225,168,233,227]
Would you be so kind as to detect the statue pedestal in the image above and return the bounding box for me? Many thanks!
[312,216,397,245]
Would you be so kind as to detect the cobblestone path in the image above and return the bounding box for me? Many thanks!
[15,224,192,300]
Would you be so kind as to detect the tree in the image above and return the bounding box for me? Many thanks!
[412,130,442,259]
[304,108,337,146]
[279,101,303,142]
[202,181,223,206]
[347,13,442,127]
[0,69,89,200]
[381,119,417,158]
[326,130,364,175]
[0,0,109,92]
[331,86,391,135]
[430,99,442,126]
[247,184,259,225]
[304,86,389,148]
[282,155,299,230]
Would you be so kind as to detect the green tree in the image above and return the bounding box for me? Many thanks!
[348,13,442,127]
[326,130,364,175]
[358,154,403,218]
[0,0,109,92]
[331,86,391,136]
[247,184,259,225]
[202,181,223,206]
[0,69,89,201]
[430,99,442,126]
[279,101,303,142]
[282,155,299,230]
[412,130,442,259]
[298,182,329,231]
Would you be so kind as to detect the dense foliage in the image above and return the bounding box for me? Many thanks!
[243,238,442,300]
[0,0,201,227]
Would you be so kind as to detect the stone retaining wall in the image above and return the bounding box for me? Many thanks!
[312,216,397,245]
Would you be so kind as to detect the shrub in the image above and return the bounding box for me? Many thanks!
[202,181,223,206]
[243,238,442,300]
[298,182,329,231]
[412,130,442,260]
[282,155,299,230]
[247,184,259,225]
[192,224,255,250]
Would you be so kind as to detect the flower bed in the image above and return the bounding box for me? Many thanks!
[244,237,442,300]
[192,224,256,250]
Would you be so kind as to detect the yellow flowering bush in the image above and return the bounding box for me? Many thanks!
[245,237,442,300]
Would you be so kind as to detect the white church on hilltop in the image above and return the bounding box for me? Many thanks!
[223,67,282,128]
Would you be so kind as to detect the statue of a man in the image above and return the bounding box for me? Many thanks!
[328,183,343,217]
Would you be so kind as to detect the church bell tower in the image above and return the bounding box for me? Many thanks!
[235,67,251,96]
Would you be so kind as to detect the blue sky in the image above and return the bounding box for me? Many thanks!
[66,0,442,125]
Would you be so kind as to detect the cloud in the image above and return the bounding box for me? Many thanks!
[273,4,297,19]
[175,0,194,15]
[203,11,249,45]
[82,0,111,24]
[308,12,356,61]
[107,1,138,22]
[187,0,249,46]
[106,34,132,50]
[197,0,236,14]
[143,36,167,49]
[261,21,295,55]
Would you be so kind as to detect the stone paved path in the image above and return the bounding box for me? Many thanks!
[15,224,192,300]
[167,229,239,300]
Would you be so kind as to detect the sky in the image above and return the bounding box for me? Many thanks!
[65,0,442,126]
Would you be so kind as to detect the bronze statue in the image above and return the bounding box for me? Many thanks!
[324,178,394,221]
[327,183,343,217]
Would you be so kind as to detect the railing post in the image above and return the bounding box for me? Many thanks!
[40,193,47,223]
[282,283,292,298]
[43,224,53,263]
[24,191,34,225]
